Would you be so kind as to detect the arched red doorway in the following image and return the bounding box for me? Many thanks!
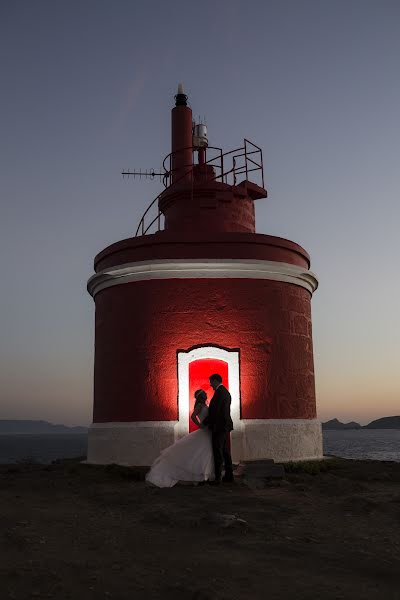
[188,358,229,432]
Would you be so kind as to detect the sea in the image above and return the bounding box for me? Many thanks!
[0,430,399,464]
[323,429,400,462]
[0,434,88,465]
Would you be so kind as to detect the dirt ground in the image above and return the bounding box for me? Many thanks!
[1,458,400,600]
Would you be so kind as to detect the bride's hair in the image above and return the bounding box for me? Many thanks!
[194,389,207,405]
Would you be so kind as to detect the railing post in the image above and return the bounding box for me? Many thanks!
[244,139,248,181]
[260,148,264,188]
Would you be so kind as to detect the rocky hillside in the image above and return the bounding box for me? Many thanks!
[322,418,361,430]
[364,416,400,429]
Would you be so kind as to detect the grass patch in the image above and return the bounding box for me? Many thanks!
[282,458,343,475]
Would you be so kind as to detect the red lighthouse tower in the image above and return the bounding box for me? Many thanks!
[87,86,322,465]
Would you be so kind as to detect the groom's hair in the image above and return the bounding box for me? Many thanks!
[209,373,222,384]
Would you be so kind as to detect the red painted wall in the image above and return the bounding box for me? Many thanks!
[94,232,310,272]
[93,278,316,423]
[159,182,256,234]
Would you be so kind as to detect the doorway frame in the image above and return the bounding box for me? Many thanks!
[176,345,241,440]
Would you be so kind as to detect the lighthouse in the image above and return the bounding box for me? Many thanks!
[87,86,323,466]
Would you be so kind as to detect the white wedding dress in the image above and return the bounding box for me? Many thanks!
[145,405,215,487]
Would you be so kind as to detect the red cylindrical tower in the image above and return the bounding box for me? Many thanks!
[87,87,322,466]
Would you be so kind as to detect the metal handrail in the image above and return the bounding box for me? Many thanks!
[135,191,164,236]
[161,141,263,187]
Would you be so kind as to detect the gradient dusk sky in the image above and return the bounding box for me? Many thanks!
[1,0,399,426]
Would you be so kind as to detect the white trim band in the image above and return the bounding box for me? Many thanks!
[241,419,323,462]
[87,259,318,298]
[87,421,177,466]
[90,421,175,429]
[86,418,323,466]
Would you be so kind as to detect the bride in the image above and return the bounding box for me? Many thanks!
[145,389,214,487]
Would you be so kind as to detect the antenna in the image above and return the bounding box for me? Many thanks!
[121,168,165,183]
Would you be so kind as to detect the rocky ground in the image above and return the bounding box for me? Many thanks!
[1,458,400,600]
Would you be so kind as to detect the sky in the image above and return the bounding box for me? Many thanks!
[1,0,399,426]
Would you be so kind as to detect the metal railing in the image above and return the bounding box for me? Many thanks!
[161,138,264,188]
[135,138,264,236]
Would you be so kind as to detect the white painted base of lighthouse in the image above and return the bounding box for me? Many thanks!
[86,419,323,466]
[239,419,323,462]
[87,422,177,467]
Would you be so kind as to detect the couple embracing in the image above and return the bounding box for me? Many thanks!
[146,374,234,488]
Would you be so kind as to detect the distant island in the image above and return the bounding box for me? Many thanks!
[322,416,400,430]
[364,416,400,429]
[0,420,88,435]
[322,418,361,430]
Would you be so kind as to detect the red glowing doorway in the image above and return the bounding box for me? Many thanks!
[188,358,229,432]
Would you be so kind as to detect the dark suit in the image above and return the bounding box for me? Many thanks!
[205,384,233,481]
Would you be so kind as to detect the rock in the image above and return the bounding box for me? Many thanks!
[206,512,247,528]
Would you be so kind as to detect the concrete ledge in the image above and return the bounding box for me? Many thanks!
[235,460,285,480]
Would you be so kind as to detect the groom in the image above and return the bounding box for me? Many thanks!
[204,373,234,484]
